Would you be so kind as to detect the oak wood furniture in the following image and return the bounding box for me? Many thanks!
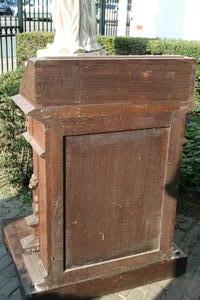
[2,56,196,299]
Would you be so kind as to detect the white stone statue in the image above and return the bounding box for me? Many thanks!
[37,0,102,57]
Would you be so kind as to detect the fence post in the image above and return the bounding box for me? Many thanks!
[99,0,106,35]
[18,0,24,33]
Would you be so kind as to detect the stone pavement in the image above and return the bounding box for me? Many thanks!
[0,196,200,300]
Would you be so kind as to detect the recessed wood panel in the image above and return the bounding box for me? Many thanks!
[64,128,169,268]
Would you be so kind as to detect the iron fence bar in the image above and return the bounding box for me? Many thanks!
[33,0,36,30]
[99,0,106,35]
[0,36,4,74]
[27,0,30,32]
[0,17,4,73]
[10,34,14,70]
[37,0,40,31]
[46,0,49,31]
[42,0,44,31]
[126,0,132,36]
[18,0,24,33]
[5,29,9,71]
[0,19,19,73]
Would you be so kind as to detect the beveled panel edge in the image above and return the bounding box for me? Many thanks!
[22,132,45,158]
[12,94,191,119]
[12,94,37,115]
[30,55,197,63]
[62,249,168,285]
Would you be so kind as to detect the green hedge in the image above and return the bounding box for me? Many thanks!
[17,32,54,66]
[180,117,200,193]
[0,67,32,194]
[98,36,152,55]
[1,33,199,196]
[17,32,200,61]
[17,34,151,64]
[147,39,200,58]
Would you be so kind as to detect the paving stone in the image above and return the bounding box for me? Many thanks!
[118,289,132,299]
[179,221,200,254]
[135,284,153,295]
[161,275,192,300]
[176,215,195,232]
[189,238,200,257]
[126,288,146,300]
[182,265,200,300]
[187,243,200,271]
[0,255,12,272]
[0,198,199,300]
[0,294,9,300]
[144,285,164,300]
[100,293,123,300]
[0,246,7,260]
[0,275,10,289]
[155,279,173,291]
[10,288,22,300]
[0,278,19,297]
[1,263,16,278]
[174,229,185,244]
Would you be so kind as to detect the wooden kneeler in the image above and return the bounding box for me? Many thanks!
[2,56,196,299]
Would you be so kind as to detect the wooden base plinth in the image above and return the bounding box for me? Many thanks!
[2,217,187,300]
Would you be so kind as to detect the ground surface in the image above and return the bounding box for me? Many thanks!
[0,195,200,300]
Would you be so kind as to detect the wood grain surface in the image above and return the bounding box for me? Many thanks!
[1,218,187,299]
[4,56,196,296]
[19,56,196,107]
[64,129,169,267]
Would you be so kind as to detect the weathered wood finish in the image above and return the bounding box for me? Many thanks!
[2,218,187,300]
[20,56,196,107]
[2,56,196,298]
[64,129,169,267]
[26,117,48,268]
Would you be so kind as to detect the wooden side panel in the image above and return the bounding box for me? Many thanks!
[64,128,169,268]
[37,154,47,269]
[159,111,187,252]
[45,129,64,283]
[28,118,48,270]
[30,118,46,150]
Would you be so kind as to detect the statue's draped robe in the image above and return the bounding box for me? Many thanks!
[38,0,101,56]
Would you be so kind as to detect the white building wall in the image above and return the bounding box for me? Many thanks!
[130,0,159,38]
[117,0,128,36]
[129,0,200,40]
[182,0,200,40]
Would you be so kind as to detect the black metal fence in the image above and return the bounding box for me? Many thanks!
[97,0,132,36]
[0,15,19,73]
[0,0,132,74]
[19,0,53,33]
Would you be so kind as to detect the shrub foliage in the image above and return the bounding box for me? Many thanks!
[0,67,32,192]
[180,117,200,193]
[17,32,54,66]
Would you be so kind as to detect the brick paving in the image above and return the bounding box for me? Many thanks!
[0,196,200,300]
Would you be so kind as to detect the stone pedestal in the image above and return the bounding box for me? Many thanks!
[2,56,196,299]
